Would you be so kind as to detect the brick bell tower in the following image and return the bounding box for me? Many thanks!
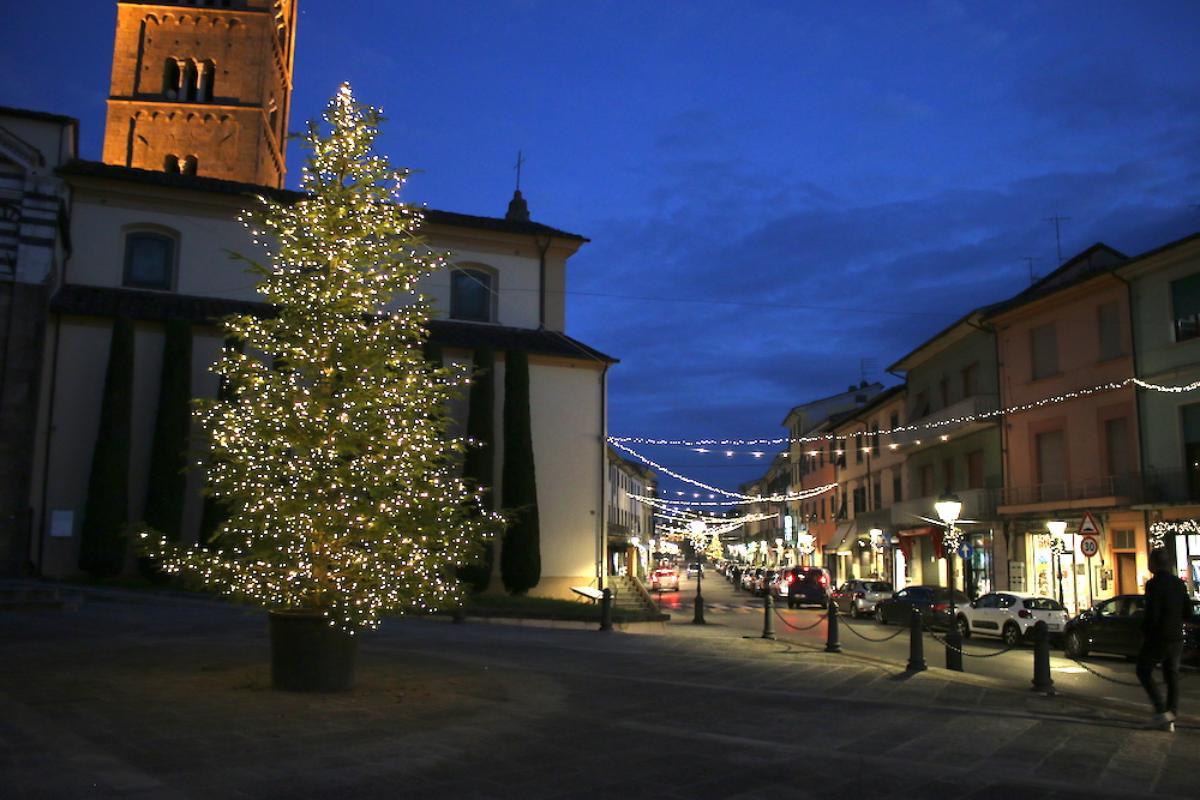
[101,1,298,188]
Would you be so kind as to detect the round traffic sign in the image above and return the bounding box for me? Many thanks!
[1080,535,1099,558]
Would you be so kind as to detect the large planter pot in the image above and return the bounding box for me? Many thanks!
[268,610,357,692]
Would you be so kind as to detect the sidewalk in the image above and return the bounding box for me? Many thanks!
[1,592,1196,799]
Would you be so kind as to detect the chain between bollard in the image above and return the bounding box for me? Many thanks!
[837,617,910,642]
[771,605,829,632]
[926,629,1022,658]
[1062,655,1144,687]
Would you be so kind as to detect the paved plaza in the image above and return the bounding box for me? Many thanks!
[1,589,1197,799]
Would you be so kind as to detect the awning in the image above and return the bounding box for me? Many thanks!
[898,526,944,559]
[825,521,858,555]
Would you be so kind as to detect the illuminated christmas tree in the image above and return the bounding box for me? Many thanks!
[143,85,499,633]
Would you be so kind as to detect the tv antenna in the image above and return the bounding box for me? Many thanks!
[1045,214,1071,264]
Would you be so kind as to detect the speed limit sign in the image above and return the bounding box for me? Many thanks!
[1080,535,1099,559]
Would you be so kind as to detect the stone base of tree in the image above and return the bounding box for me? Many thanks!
[268,610,357,692]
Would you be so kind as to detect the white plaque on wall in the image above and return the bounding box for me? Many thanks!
[50,510,73,538]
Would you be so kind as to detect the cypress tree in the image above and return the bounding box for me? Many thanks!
[79,316,135,577]
[458,346,496,593]
[143,318,192,541]
[500,349,540,594]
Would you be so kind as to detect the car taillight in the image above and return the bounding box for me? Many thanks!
[787,574,796,584]
[854,591,865,599]
[1018,609,1032,619]
[931,602,948,613]
[819,575,828,587]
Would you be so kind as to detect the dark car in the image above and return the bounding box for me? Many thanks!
[1063,594,1200,663]
[777,566,831,608]
[874,585,969,629]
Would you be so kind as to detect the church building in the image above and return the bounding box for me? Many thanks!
[1,0,616,600]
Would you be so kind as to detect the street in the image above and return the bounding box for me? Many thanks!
[654,571,1200,713]
[2,589,1199,798]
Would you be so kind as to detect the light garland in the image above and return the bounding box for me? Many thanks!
[610,377,1200,449]
[1149,519,1200,550]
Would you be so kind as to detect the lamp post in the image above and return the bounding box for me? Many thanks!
[1047,520,1067,609]
[935,491,964,671]
[869,528,884,578]
[690,520,706,625]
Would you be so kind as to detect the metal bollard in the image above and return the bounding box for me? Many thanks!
[824,596,841,653]
[599,588,613,632]
[906,605,927,672]
[1030,620,1055,695]
[762,592,776,640]
[944,615,963,672]
[693,569,706,625]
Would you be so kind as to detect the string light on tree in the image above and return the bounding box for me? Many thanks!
[140,85,500,633]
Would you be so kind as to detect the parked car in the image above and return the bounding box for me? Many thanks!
[754,569,778,596]
[741,567,764,593]
[775,566,832,608]
[955,591,1067,646]
[831,579,893,617]
[685,563,704,579]
[874,585,969,629]
[1063,594,1200,663]
[649,567,680,592]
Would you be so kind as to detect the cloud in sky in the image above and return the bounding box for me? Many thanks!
[5,0,1200,495]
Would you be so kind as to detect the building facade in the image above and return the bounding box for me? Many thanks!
[992,245,1140,612]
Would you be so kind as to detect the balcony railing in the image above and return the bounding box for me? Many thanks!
[999,473,1140,507]
[1141,468,1200,505]
[890,393,1000,449]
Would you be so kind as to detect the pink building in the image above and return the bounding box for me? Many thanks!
[992,244,1144,611]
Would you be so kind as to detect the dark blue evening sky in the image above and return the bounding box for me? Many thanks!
[4,1,1199,498]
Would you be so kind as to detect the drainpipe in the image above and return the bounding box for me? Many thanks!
[1111,272,1145,501]
[598,362,609,589]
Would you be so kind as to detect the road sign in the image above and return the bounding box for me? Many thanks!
[1078,511,1102,535]
[1080,535,1100,559]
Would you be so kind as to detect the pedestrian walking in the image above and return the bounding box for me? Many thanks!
[1136,547,1192,732]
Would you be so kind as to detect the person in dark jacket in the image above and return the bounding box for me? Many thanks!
[1137,547,1191,732]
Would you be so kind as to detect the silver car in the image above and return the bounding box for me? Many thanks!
[831,579,893,618]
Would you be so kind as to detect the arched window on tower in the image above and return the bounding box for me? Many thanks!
[182,156,198,176]
[183,60,199,102]
[164,155,180,173]
[199,60,215,102]
[163,58,182,99]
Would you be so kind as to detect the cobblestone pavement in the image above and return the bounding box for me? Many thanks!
[1,592,1197,799]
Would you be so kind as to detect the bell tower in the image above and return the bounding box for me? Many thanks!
[101,1,298,188]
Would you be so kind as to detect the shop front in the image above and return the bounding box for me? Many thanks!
[1151,517,1200,597]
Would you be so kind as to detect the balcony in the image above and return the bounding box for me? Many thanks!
[1138,468,1200,507]
[891,488,999,526]
[890,394,999,451]
[998,473,1140,512]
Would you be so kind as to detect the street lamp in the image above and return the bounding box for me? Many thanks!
[935,491,964,670]
[689,520,707,625]
[1047,520,1067,608]
[869,528,884,578]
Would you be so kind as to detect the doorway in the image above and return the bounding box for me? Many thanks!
[1115,552,1137,595]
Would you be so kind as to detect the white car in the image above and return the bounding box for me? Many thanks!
[955,591,1068,646]
[649,567,680,592]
